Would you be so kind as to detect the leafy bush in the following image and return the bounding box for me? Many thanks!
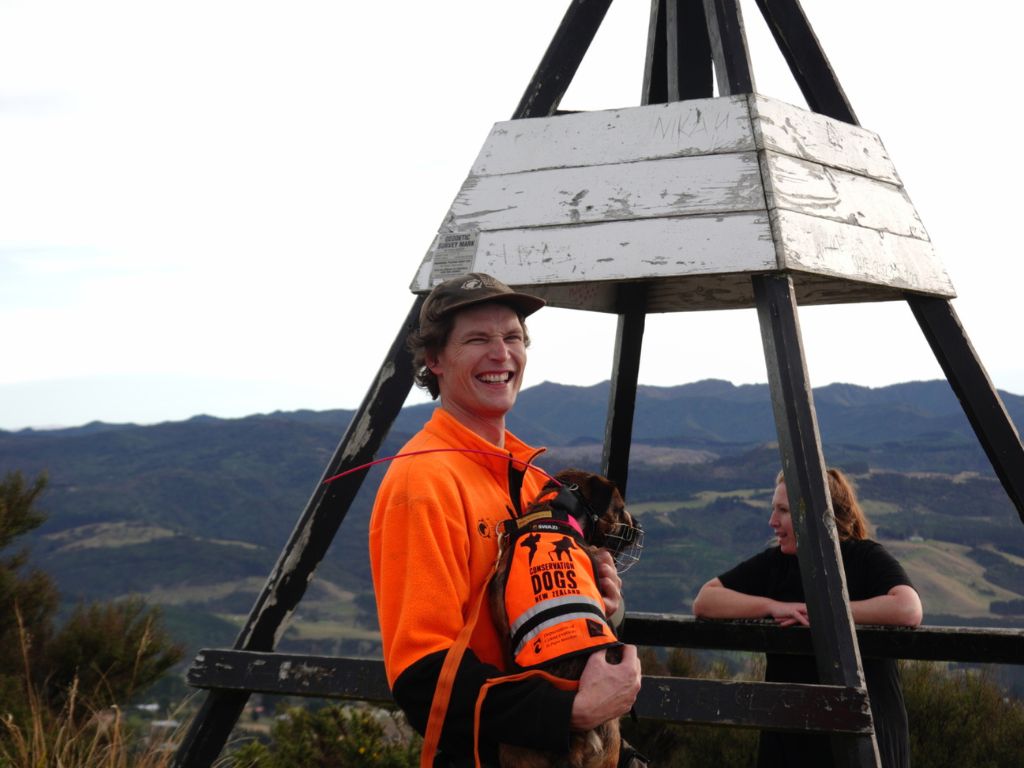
[0,471,184,753]
[229,705,419,768]
[1,471,60,726]
[0,607,182,768]
[903,661,1024,767]
[43,598,183,715]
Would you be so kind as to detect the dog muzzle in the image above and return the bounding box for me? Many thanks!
[603,521,644,574]
[538,483,645,574]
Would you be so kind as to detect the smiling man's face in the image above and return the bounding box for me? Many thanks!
[427,302,526,443]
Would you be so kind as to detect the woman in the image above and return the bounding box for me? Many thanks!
[693,468,923,768]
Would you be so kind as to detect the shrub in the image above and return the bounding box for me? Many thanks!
[903,661,1024,767]
[229,704,419,768]
[0,471,184,762]
[0,607,181,768]
[42,598,183,715]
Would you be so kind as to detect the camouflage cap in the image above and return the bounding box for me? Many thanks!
[419,273,545,326]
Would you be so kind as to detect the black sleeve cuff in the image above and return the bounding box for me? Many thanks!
[393,649,575,762]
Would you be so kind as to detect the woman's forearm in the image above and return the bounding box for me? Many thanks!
[693,579,775,619]
[849,585,923,627]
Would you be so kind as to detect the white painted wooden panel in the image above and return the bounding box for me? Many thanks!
[467,213,778,285]
[773,208,955,297]
[472,96,755,176]
[446,153,765,233]
[752,95,899,184]
[762,151,929,240]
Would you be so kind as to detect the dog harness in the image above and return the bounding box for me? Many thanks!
[421,482,621,768]
[501,514,617,668]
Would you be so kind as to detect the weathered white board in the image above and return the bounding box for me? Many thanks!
[752,95,899,184]
[468,212,778,285]
[445,153,765,232]
[410,92,955,309]
[762,151,928,240]
[472,95,755,176]
[773,208,954,296]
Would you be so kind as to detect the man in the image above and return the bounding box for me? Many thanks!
[370,273,642,766]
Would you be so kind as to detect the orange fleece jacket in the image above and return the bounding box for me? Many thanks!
[370,408,577,761]
[370,407,545,684]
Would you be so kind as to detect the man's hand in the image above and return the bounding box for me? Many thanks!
[593,550,624,625]
[569,644,642,731]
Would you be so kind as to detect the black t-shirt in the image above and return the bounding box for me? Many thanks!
[719,540,915,768]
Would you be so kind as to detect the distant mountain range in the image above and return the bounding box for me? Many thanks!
[2,379,1023,660]
[13,376,1022,446]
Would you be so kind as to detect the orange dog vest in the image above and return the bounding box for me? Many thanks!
[502,518,617,668]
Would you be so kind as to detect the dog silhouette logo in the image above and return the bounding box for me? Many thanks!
[519,532,542,565]
[550,536,576,561]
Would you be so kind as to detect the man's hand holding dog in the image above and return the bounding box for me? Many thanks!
[594,550,625,626]
[568,550,640,732]
[569,644,642,731]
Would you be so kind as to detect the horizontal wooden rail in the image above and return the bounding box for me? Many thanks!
[184,616,1022,733]
[621,614,1024,664]
[636,676,871,732]
[187,648,871,733]
[188,651,391,701]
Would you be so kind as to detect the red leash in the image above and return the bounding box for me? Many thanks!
[322,447,560,486]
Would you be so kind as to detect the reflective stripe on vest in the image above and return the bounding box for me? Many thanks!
[503,522,616,668]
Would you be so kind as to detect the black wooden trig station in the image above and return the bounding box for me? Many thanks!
[174,2,1024,767]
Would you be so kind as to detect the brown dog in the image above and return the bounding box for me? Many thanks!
[487,468,641,768]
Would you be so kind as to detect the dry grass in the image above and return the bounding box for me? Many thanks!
[0,699,179,768]
[0,606,186,768]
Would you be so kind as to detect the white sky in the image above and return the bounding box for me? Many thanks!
[2,0,1022,430]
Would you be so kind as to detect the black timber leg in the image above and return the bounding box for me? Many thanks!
[752,0,857,124]
[702,0,755,95]
[642,0,669,103]
[513,0,614,119]
[643,0,713,104]
[173,297,423,768]
[753,275,880,768]
[602,283,647,497]
[909,295,1024,523]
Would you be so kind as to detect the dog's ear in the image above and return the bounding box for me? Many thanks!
[580,473,620,523]
[554,468,586,488]
[524,476,563,514]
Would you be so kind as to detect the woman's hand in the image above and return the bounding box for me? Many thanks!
[769,600,809,627]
